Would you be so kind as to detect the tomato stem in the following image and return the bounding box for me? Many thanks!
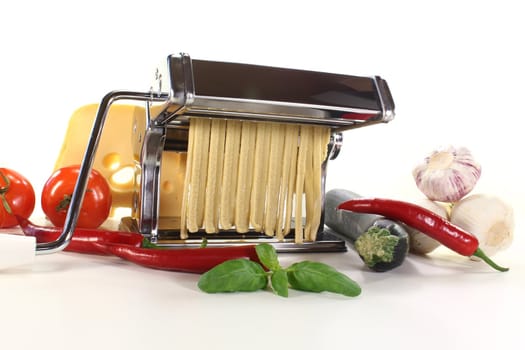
[55,190,93,212]
[56,194,72,212]
[0,171,13,215]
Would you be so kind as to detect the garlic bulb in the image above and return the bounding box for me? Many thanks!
[450,194,514,257]
[404,198,448,254]
[412,146,481,202]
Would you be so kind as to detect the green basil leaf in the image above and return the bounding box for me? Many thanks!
[270,269,289,297]
[286,261,361,297]
[198,259,268,293]
[255,243,281,271]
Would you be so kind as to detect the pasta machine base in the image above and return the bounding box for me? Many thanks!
[119,217,347,253]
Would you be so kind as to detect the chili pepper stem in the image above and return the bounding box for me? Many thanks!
[472,248,509,272]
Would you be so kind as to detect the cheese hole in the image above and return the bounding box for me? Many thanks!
[110,166,134,190]
[112,207,132,218]
[162,180,174,193]
[103,153,122,171]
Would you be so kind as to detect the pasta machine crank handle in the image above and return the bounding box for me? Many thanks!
[35,90,168,255]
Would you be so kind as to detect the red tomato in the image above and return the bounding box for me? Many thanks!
[41,165,112,229]
[0,168,36,228]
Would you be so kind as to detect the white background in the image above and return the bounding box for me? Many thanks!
[1,0,523,215]
[1,1,524,349]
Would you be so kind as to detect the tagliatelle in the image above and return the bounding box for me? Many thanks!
[250,122,272,231]
[180,118,331,243]
[186,118,211,233]
[283,124,299,237]
[264,123,286,237]
[204,119,226,233]
[219,120,242,230]
[234,122,257,233]
[307,126,331,241]
[303,128,315,241]
[294,125,312,243]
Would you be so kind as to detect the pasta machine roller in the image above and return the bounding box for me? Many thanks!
[36,52,395,255]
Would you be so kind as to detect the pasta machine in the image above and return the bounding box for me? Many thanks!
[36,53,395,255]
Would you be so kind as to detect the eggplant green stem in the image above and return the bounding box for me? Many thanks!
[473,248,509,272]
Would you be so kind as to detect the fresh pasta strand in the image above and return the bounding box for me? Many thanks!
[276,124,298,240]
[264,123,286,236]
[294,125,313,243]
[250,122,272,232]
[187,118,211,232]
[219,120,242,230]
[203,119,226,233]
[283,124,299,237]
[234,122,257,233]
[306,127,331,241]
[303,127,315,241]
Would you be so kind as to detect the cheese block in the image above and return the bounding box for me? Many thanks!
[157,151,186,221]
[54,103,186,220]
[54,104,143,217]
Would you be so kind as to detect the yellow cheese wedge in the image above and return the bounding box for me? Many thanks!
[54,104,144,217]
[54,103,187,221]
[157,151,186,221]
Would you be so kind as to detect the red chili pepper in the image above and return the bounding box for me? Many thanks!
[98,243,261,274]
[16,216,143,255]
[337,198,509,272]
[16,216,260,273]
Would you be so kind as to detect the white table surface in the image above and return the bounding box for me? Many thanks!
[2,1,524,349]
[1,215,523,350]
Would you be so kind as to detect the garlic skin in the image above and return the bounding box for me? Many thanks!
[412,146,481,203]
[450,194,514,257]
[404,198,447,254]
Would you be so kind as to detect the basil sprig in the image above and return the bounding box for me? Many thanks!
[198,243,361,298]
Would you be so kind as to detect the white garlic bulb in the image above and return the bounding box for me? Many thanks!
[450,194,514,257]
[404,198,448,254]
[412,146,481,202]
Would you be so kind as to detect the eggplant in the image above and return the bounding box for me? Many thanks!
[324,189,409,272]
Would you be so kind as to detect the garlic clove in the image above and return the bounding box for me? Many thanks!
[403,198,448,254]
[412,146,481,203]
[450,193,514,257]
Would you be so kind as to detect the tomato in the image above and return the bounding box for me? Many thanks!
[0,168,36,228]
[41,165,112,229]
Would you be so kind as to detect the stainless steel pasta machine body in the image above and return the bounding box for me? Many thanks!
[35,52,395,255]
